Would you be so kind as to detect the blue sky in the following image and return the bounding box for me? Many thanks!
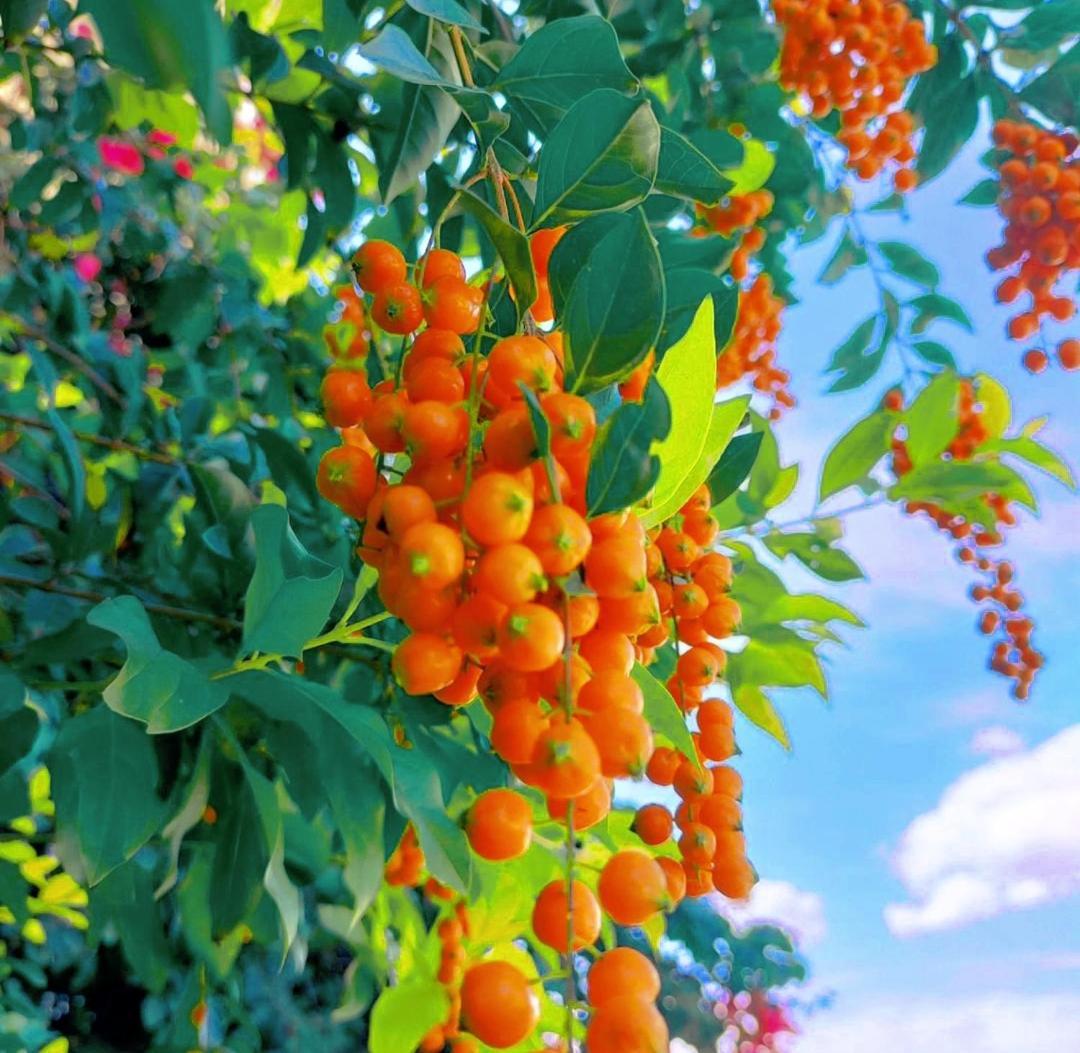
[725,127,1080,1050]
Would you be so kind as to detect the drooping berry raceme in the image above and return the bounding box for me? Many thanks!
[774,0,937,192]
[888,381,1043,698]
[988,119,1080,373]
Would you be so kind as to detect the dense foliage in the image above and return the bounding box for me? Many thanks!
[0,0,1076,1050]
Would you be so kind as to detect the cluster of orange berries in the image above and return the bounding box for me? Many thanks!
[692,188,795,419]
[886,383,1042,699]
[314,233,761,1051]
[774,0,936,192]
[987,119,1080,374]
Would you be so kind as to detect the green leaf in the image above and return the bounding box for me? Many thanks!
[323,0,361,52]
[0,673,36,778]
[87,597,228,733]
[1004,1,1080,50]
[242,504,343,659]
[406,0,482,31]
[586,378,672,516]
[369,978,451,1053]
[209,764,268,939]
[631,663,696,761]
[878,241,940,287]
[84,0,233,144]
[494,15,637,136]
[913,340,957,368]
[764,531,864,582]
[761,592,863,627]
[51,706,166,886]
[728,637,827,698]
[357,24,451,85]
[910,293,973,334]
[732,684,789,749]
[654,127,734,204]
[983,435,1076,489]
[91,860,172,994]
[826,313,886,392]
[904,372,960,467]
[974,373,1010,437]
[722,137,775,196]
[819,231,868,286]
[642,395,749,528]
[707,431,763,506]
[549,209,665,392]
[960,178,1000,206]
[819,410,892,500]
[377,28,462,204]
[657,269,736,355]
[533,90,659,226]
[1019,45,1080,126]
[889,460,1037,510]
[918,75,980,184]
[457,188,537,312]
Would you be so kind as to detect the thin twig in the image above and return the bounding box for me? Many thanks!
[15,329,127,407]
[0,412,182,466]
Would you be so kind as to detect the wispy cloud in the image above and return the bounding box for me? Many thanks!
[711,879,827,950]
[884,725,1080,936]
[969,725,1026,758]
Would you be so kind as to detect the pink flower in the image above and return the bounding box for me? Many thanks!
[97,137,144,176]
[108,330,131,357]
[173,156,194,180]
[73,253,102,283]
[147,129,176,147]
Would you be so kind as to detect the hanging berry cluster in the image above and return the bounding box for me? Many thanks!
[886,383,1042,699]
[773,0,936,192]
[692,188,794,419]
[312,234,759,1052]
[988,119,1080,374]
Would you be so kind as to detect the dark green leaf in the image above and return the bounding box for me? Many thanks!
[819,231,868,285]
[1019,44,1080,126]
[959,178,1000,206]
[494,15,637,136]
[878,241,940,287]
[456,188,537,312]
[357,24,450,85]
[549,210,665,391]
[88,596,229,733]
[913,340,957,368]
[1004,1,1080,50]
[242,504,343,659]
[707,431,763,506]
[406,0,482,30]
[0,673,36,777]
[654,127,734,204]
[51,706,166,886]
[586,378,671,515]
[533,90,659,226]
[0,0,47,44]
[910,293,974,333]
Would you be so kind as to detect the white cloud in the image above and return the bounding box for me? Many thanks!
[789,991,1080,1053]
[884,725,1080,936]
[969,725,1025,758]
[712,879,827,950]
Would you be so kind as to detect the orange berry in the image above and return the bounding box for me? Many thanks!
[321,369,373,428]
[633,804,674,846]
[587,948,661,1007]
[371,280,423,334]
[419,247,465,287]
[1058,339,1080,370]
[490,699,549,764]
[496,602,565,672]
[467,789,533,861]
[578,629,635,675]
[423,275,484,334]
[463,472,534,546]
[532,879,601,952]
[392,633,463,695]
[353,240,406,293]
[586,995,669,1053]
[317,445,377,519]
[598,851,669,925]
[657,855,686,904]
[524,503,591,575]
[582,708,654,778]
[401,521,465,590]
[530,713,601,799]
[474,543,547,606]
[546,777,611,830]
[489,335,560,397]
[577,670,644,715]
[381,485,436,540]
[461,961,539,1049]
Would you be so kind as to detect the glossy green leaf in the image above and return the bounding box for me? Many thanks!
[357,24,450,85]
[657,269,737,356]
[819,410,892,500]
[632,663,697,761]
[728,637,827,698]
[889,460,1037,510]
[904,371,959,467]
[764,531,865,583]
[549,209,665,392]
[51,706,166,886]
[984,435,1076,489]
[959,178,1000,206]
[494,15,637,135]
[586,378,672,516]
[654,127,734,204]
[732,684,789,749]
[406,0,482,31]
[242,504,343,658]
[87,597,228,733]
[533,90,660,226]
[369,978,450,1053]
[707,431,763,506]
[91,860,171,994]
[457,188,537,311]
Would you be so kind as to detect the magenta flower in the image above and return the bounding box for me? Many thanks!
[98,137,144,176]
[73,253,102,283]
[173,156,194,180]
